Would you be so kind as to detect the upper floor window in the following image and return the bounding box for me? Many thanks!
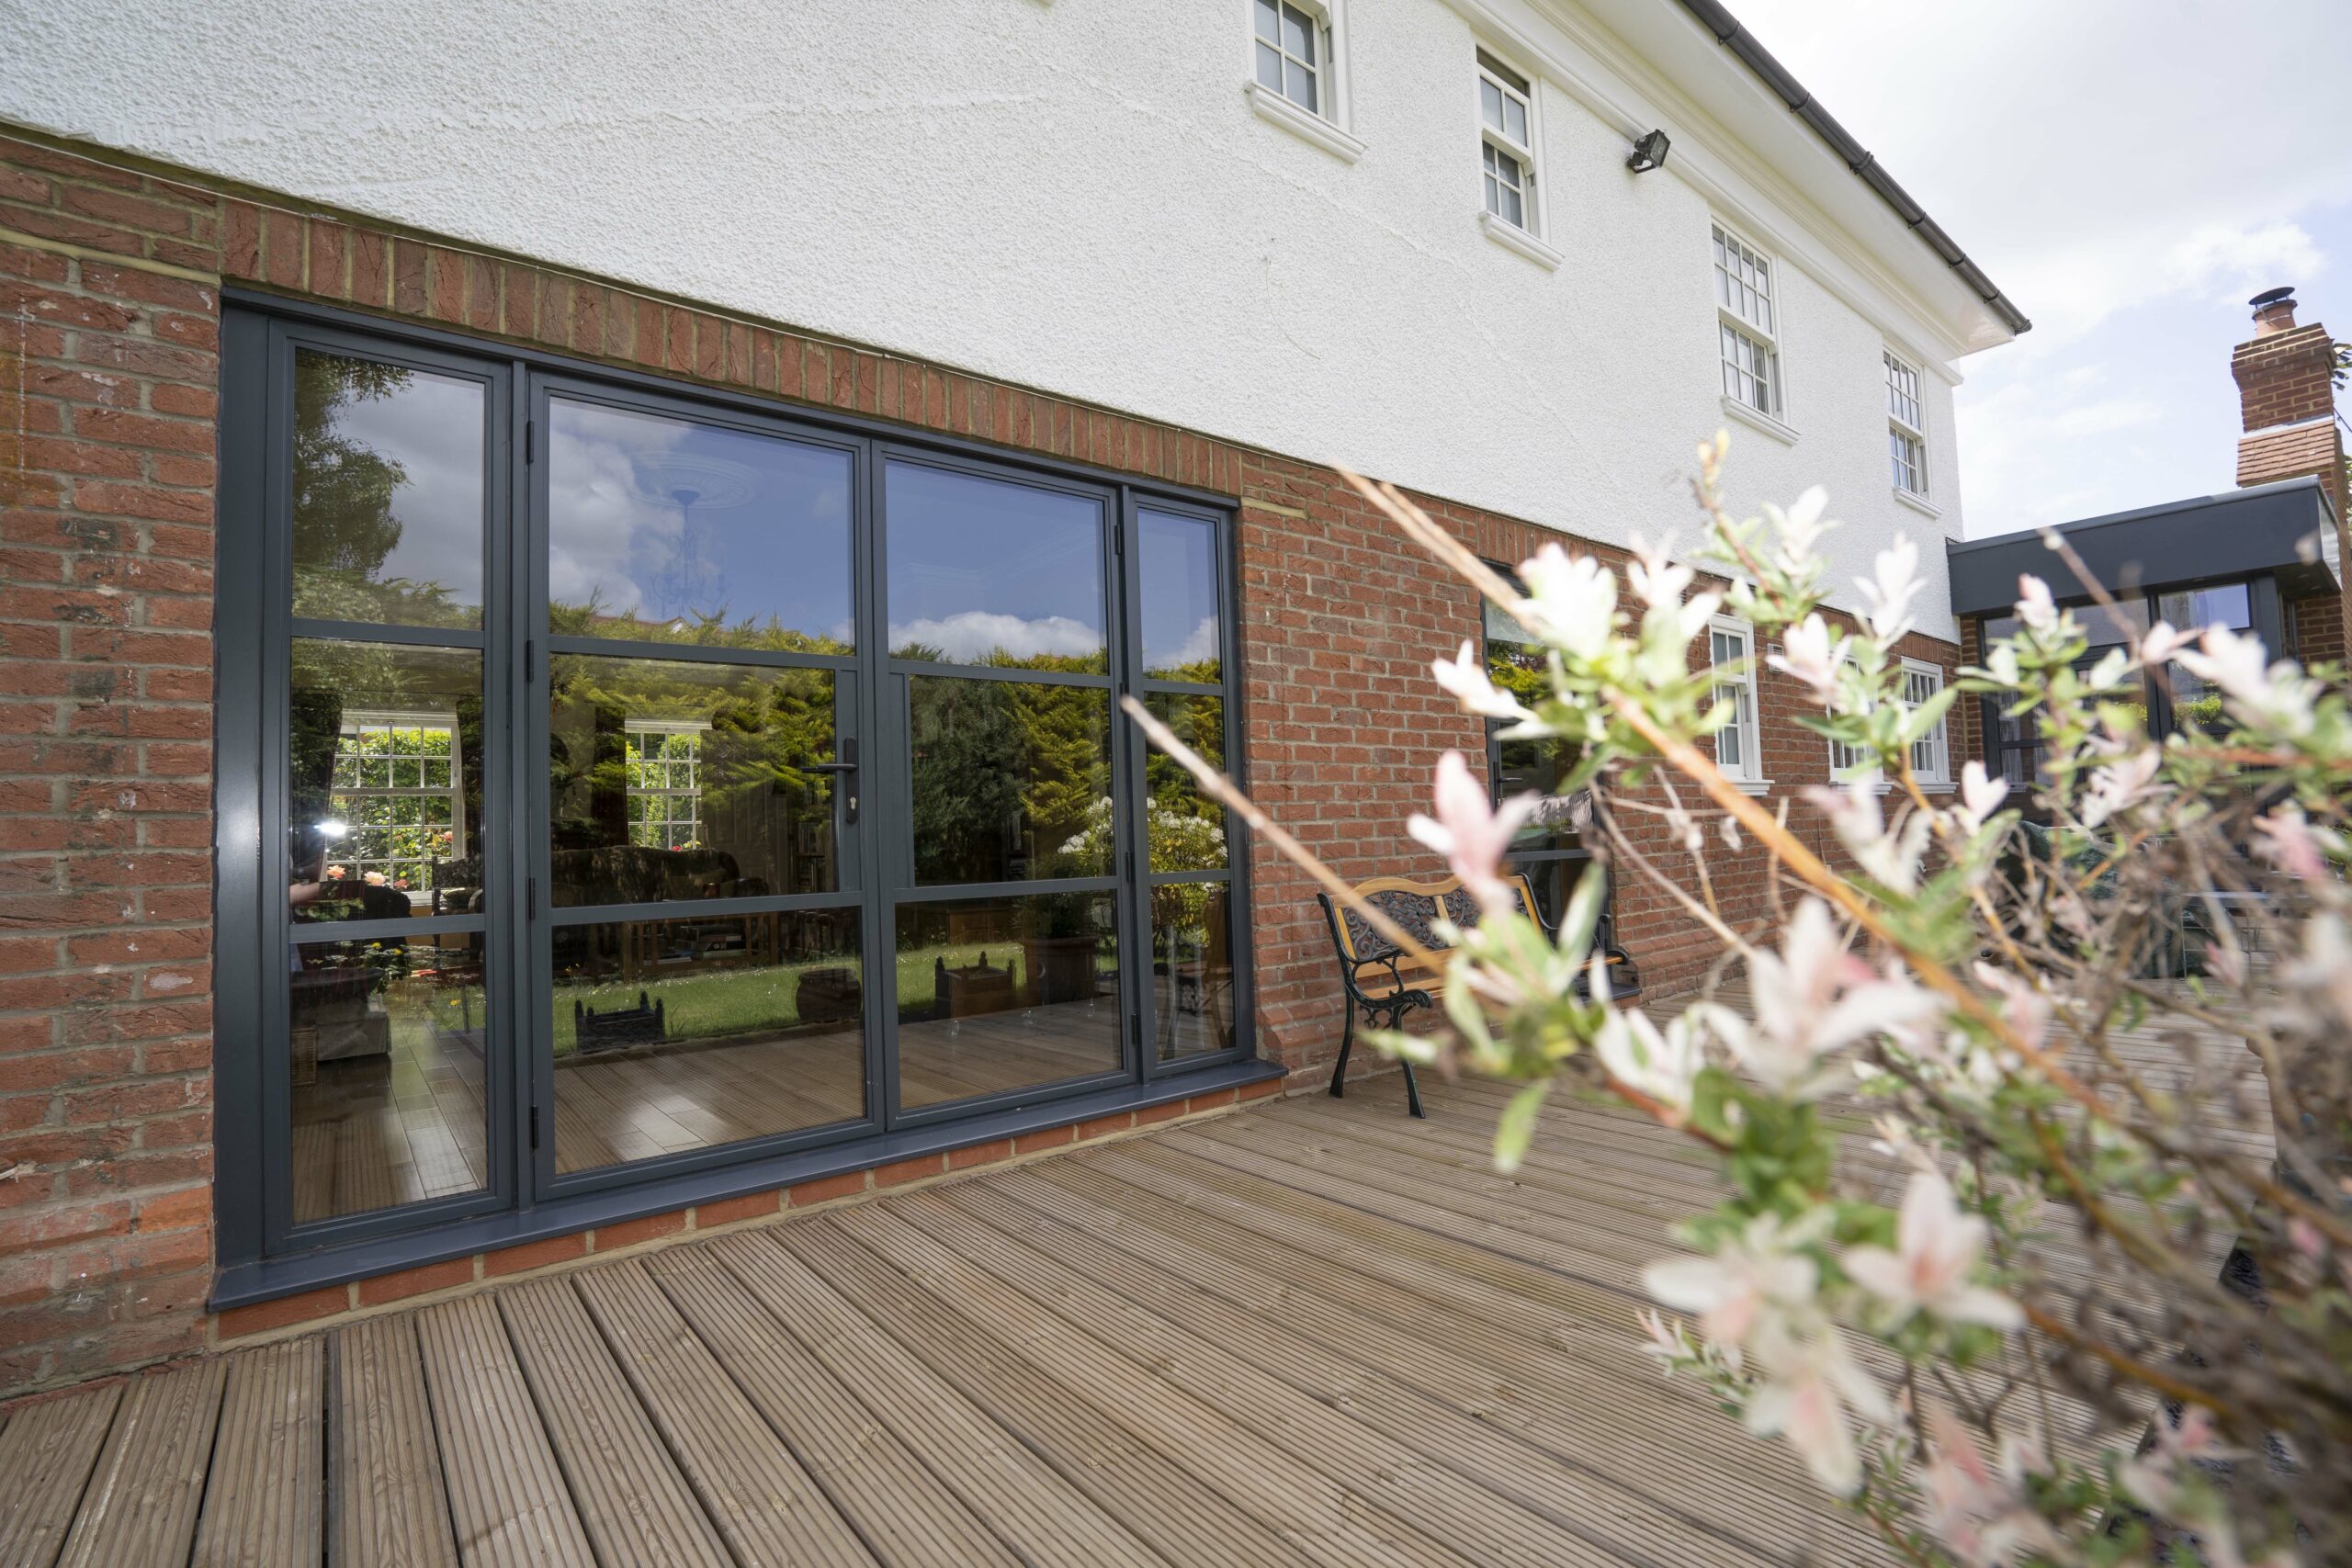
[1714,222,1781,419]
[1254,1,1328,117]
[1886,350,1928,499]
[1707,615,1763,788]
[1900,660,1950,786]
[1478,51,1537,232]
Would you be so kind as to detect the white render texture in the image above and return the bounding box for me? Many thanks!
[0,0,2004,639]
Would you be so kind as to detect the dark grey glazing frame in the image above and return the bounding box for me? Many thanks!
[213,291,1261,1293]
[1973,572,2283,783]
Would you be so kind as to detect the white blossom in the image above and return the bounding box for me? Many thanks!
[1595,1002,1723,1116]
[1626,533,1693,610]
[1843,1169,2022,1330]
[1432,639,1540,728]
[1514,544,1617,660]
[1951,761,2009,836]
[1761,486,1830,577]
[2077,746,2161,828]
[1854,535,1925,645]
[1643,1212,1820,1349]
[2015,574,2057,633]
[1408,751,1541,916]
[2175,625,2318,737]
[2138,618,2195,667]
[1739,900,1939,1098]
[1741,1317,1894,1496]
[1806,777,1932,896]
[1766,614,1847,705]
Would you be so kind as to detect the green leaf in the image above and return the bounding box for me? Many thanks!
[1899,683,1960,744]
[1494,1081,1550,1174]
[1557,863,1608,962]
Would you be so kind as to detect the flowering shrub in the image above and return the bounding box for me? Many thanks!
[1126,435,2352,1567]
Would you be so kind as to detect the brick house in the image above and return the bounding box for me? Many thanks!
[0,0,2024,1395]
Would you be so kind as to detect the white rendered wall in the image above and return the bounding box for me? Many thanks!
[0,0,1982,637]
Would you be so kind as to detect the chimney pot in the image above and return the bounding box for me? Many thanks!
[2250,285,2299,334]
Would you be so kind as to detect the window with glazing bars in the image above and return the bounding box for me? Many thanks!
[1478,51,1534,231]
[1254,0,1326,116]
[1901,661,1948,783]
[624,721,707,850]
[1714,223,1781,416]
[327,711,465,902]
[1709,621,1760,780]
[1886,350,1928,497]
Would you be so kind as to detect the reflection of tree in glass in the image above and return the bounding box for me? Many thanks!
[549,589,853,657]
[290,355,472,626]
[909,653,1110,885]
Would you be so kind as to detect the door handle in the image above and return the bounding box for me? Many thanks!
[805,739,858,826]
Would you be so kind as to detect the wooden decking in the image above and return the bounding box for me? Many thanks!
[2,1037,2260,1568]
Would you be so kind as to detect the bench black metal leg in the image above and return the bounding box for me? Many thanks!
[1401,1058,1426,1119]
[1329,1003,1355,1098]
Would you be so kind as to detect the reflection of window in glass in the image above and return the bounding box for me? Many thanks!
[546,399,854,652]
[1714,223,1781,418]
[1708,617,1761,784]
[624,720,708,850]
[886,462,1106,671]
[1900,660,1949,785]
[328,712,465,906]
[291,350,484,628]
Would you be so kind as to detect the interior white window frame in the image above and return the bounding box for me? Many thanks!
[1884,348,1930,501]
[1899,657,1951,788]
[1706,613,1768,792]
[623,716,711,852]
[1824,648,1886,790]
[329,705,468,907]
[1713,220,1788,432]
[1245,0,1361,160]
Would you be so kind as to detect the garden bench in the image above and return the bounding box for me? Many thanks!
[1317,871,1637,1117]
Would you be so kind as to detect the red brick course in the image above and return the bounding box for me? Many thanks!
[0,128,1957,1391]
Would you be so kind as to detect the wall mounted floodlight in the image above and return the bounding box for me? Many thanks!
[1625,128,1670,173]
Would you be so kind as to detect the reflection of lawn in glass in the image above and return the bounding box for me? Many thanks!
[549,942,1119,1057]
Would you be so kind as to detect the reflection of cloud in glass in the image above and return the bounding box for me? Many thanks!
[1162,615,1219,670]
[886,462,1104,662]
[888,611,1105,664]
[548,400,852,645]
[1137,511,1219,675]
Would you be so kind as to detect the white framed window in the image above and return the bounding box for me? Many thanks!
[1246,0,1361,160]
[1885,349,1929,501]
[1254,0,1329,117]
[1900,659,1951,786]
[1478,50,1537,232]
[624,718,708,852]
[1714,221,1784,424]
[327,707,466,904]
[1707,615,1765,790]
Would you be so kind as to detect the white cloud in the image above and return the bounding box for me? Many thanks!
[888,611,1102,663]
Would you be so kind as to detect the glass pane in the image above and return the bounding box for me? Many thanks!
[291,350,483,629]
[1145,692,1227,872]
[1481,80,1503,132]
[548,400,853,653]
[1138,510,1221,681]
[2156,582,2251,635]
[1254,0,1279,42]
[1497,735,1582,851]
[895,894,1122,1111]
[1255,39,1283,91]
[1152,885,1235,1062]
[1501,183,1524,229]
[1503,96,1527,146]
[548,656,840,907]
[290,640,483,923]
[886,462,1106,671]
[909,677,1111,885]
[548,908,865,1171]
[1284,58,1317,112]
[289,939,488,1223]
[1281,4,1310,58]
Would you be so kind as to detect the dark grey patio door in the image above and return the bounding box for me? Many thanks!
[876,456,1136,1120]
[526,378,881,1195]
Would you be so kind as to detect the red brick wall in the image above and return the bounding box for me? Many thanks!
[0,129,1958,1393]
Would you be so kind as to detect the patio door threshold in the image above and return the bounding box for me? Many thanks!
[208,1055,1283,1314]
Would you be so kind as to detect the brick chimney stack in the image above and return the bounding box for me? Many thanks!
[2233,286,2345,522]
[2233,287,2348,661]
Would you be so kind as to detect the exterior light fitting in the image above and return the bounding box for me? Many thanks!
[1625,128,1670,173]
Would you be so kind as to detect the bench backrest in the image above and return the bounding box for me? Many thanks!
[1327,872,1540,984]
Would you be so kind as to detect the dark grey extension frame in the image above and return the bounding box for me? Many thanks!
[211,289,1275,1312]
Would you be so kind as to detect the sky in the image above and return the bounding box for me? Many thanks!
[1720,0,2352,538]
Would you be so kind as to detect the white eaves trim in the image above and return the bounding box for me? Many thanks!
[1719,393,1796,446]
[1479,209,1563,270]
[1245,82,1365,164]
